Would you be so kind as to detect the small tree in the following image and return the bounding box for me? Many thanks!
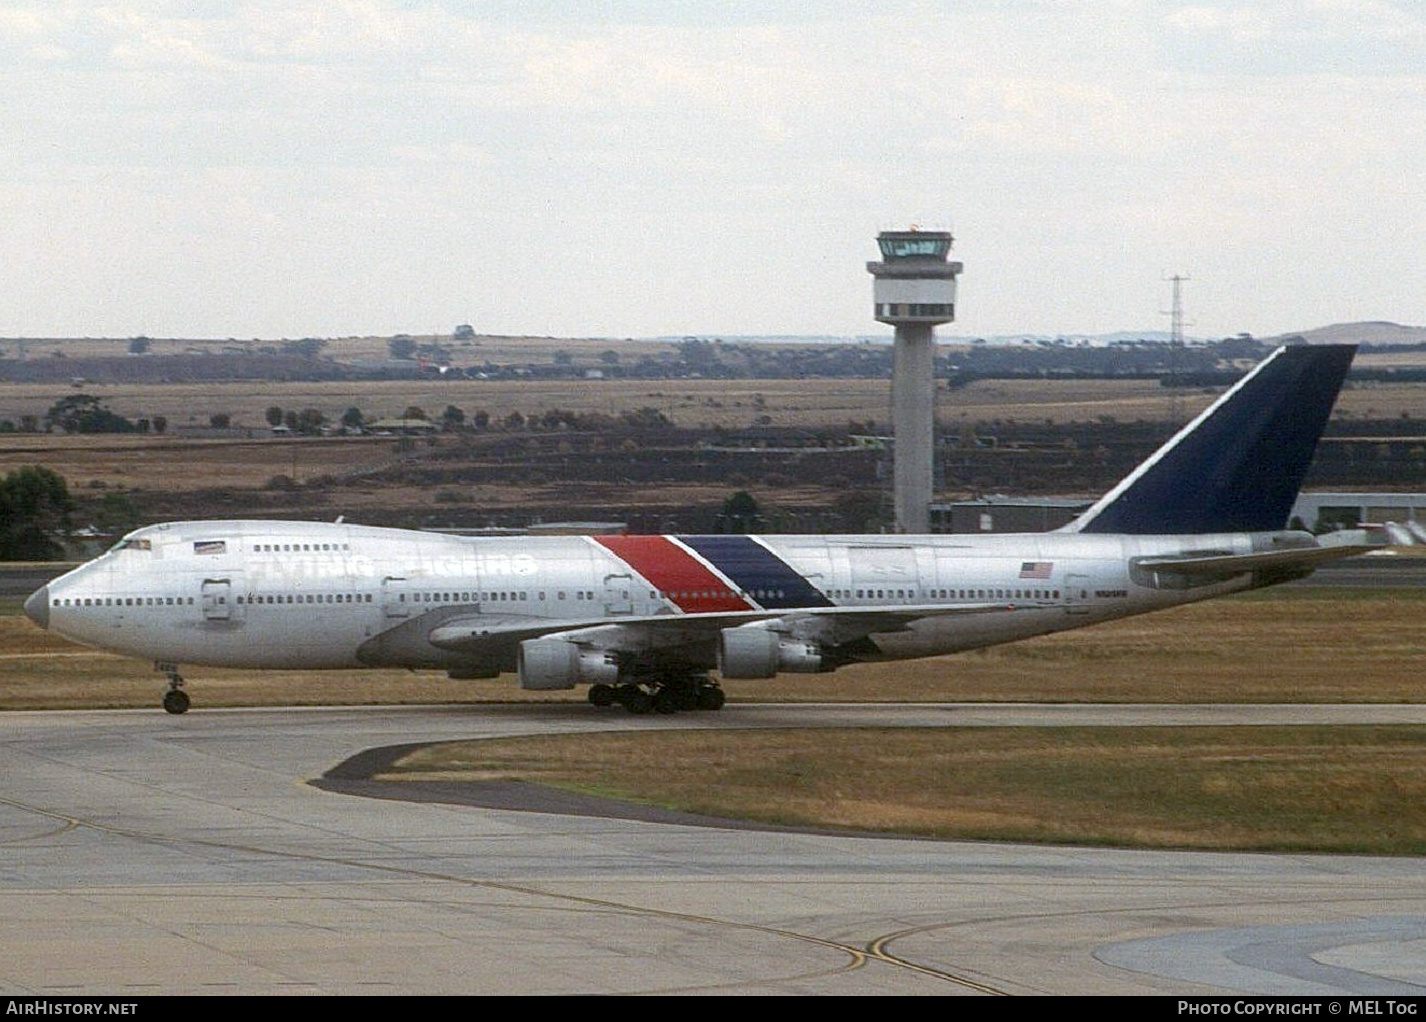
[295,408,325,434]
[45,394,137,434]
[718,491,763,533]
[0,466,73,559]
[282,337,326,358]
[93,492,140,536]
[265,406,284,428]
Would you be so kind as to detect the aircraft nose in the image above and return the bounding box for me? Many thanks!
[23,586,49,630]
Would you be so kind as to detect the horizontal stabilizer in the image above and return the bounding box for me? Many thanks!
[1135,543,1372,578]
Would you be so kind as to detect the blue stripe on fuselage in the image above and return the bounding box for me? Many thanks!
[678,535,835,610]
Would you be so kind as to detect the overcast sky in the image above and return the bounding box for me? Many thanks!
[1,1,1422,341]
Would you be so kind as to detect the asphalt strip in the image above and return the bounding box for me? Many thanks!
[311,739,929,839]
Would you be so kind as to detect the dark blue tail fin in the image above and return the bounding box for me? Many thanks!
[1068,344,1355,535]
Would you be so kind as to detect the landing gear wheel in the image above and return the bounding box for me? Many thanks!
[588,683,616,707]
[616,685,653,715]
[158,662,189,714]
[670,681,701,712]
[695,685,726,711]
[652,686,682,714]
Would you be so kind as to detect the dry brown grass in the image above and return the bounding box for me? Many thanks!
[0,587,1422,710]
[805,588,1426,704]
[386,725,1426,853]
[5,372,1426,438]
[4,375,1426,507]
[4,359,1426,515]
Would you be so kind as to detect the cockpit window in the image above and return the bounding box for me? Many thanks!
[111,538,152,552]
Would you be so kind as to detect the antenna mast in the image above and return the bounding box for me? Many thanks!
[1163,274,1191,426]
[1166,274,1190,348]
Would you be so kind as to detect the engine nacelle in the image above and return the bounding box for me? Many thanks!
[717,627,826,679]
[517,637,619,690]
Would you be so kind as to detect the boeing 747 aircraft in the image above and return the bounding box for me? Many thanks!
[24,345,1363,715]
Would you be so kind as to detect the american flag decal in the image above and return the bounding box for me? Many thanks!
[1019,561,1053,579]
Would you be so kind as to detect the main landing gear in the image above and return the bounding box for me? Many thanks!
[587,675,726,715]
[157,662,190,714]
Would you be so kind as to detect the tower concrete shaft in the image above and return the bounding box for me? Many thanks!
[867,230,962,534]
[891,322,936,533]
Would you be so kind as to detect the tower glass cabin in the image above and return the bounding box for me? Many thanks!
[868,230,961,325]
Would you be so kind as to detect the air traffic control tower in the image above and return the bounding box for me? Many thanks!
[867,229,962,533]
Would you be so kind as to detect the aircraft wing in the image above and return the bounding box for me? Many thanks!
[426,601,1016,655]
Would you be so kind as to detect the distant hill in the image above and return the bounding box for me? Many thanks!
[1265,322,1426,347]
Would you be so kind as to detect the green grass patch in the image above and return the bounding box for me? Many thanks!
[388,725,1426,854]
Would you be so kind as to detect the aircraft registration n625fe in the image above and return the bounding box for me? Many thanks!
[25,345,1365,715]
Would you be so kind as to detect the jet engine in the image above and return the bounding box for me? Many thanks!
[517,636,619,690]
[717,626,825,679]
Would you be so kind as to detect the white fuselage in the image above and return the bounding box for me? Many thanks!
[36,519,1262,675]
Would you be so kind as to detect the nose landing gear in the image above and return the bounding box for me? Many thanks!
[157,662,190,714]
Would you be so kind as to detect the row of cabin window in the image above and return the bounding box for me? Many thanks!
[651,587,1057,602]
[388,586,1061,606]
[833,587,1060,601]
[56,587,1062,612]
[400,591,598,603]
[54,596,193,607]
[238,594,372,605]
[253,543,352,553]
[658,589,782,600]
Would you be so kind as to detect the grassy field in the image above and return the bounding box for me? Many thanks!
[385,725,1426,854]
[7,374,1426,439]
[2,586,1423,711]
[4,372,1426,511]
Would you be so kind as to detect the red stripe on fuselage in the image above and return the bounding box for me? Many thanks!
[593,535,754,613]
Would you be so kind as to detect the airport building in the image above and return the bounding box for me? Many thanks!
[1290,492,1426,532]
[927,492,1426,538]
[929,497,1090,534]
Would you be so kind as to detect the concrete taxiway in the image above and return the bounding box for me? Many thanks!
[3,702,1426,996]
